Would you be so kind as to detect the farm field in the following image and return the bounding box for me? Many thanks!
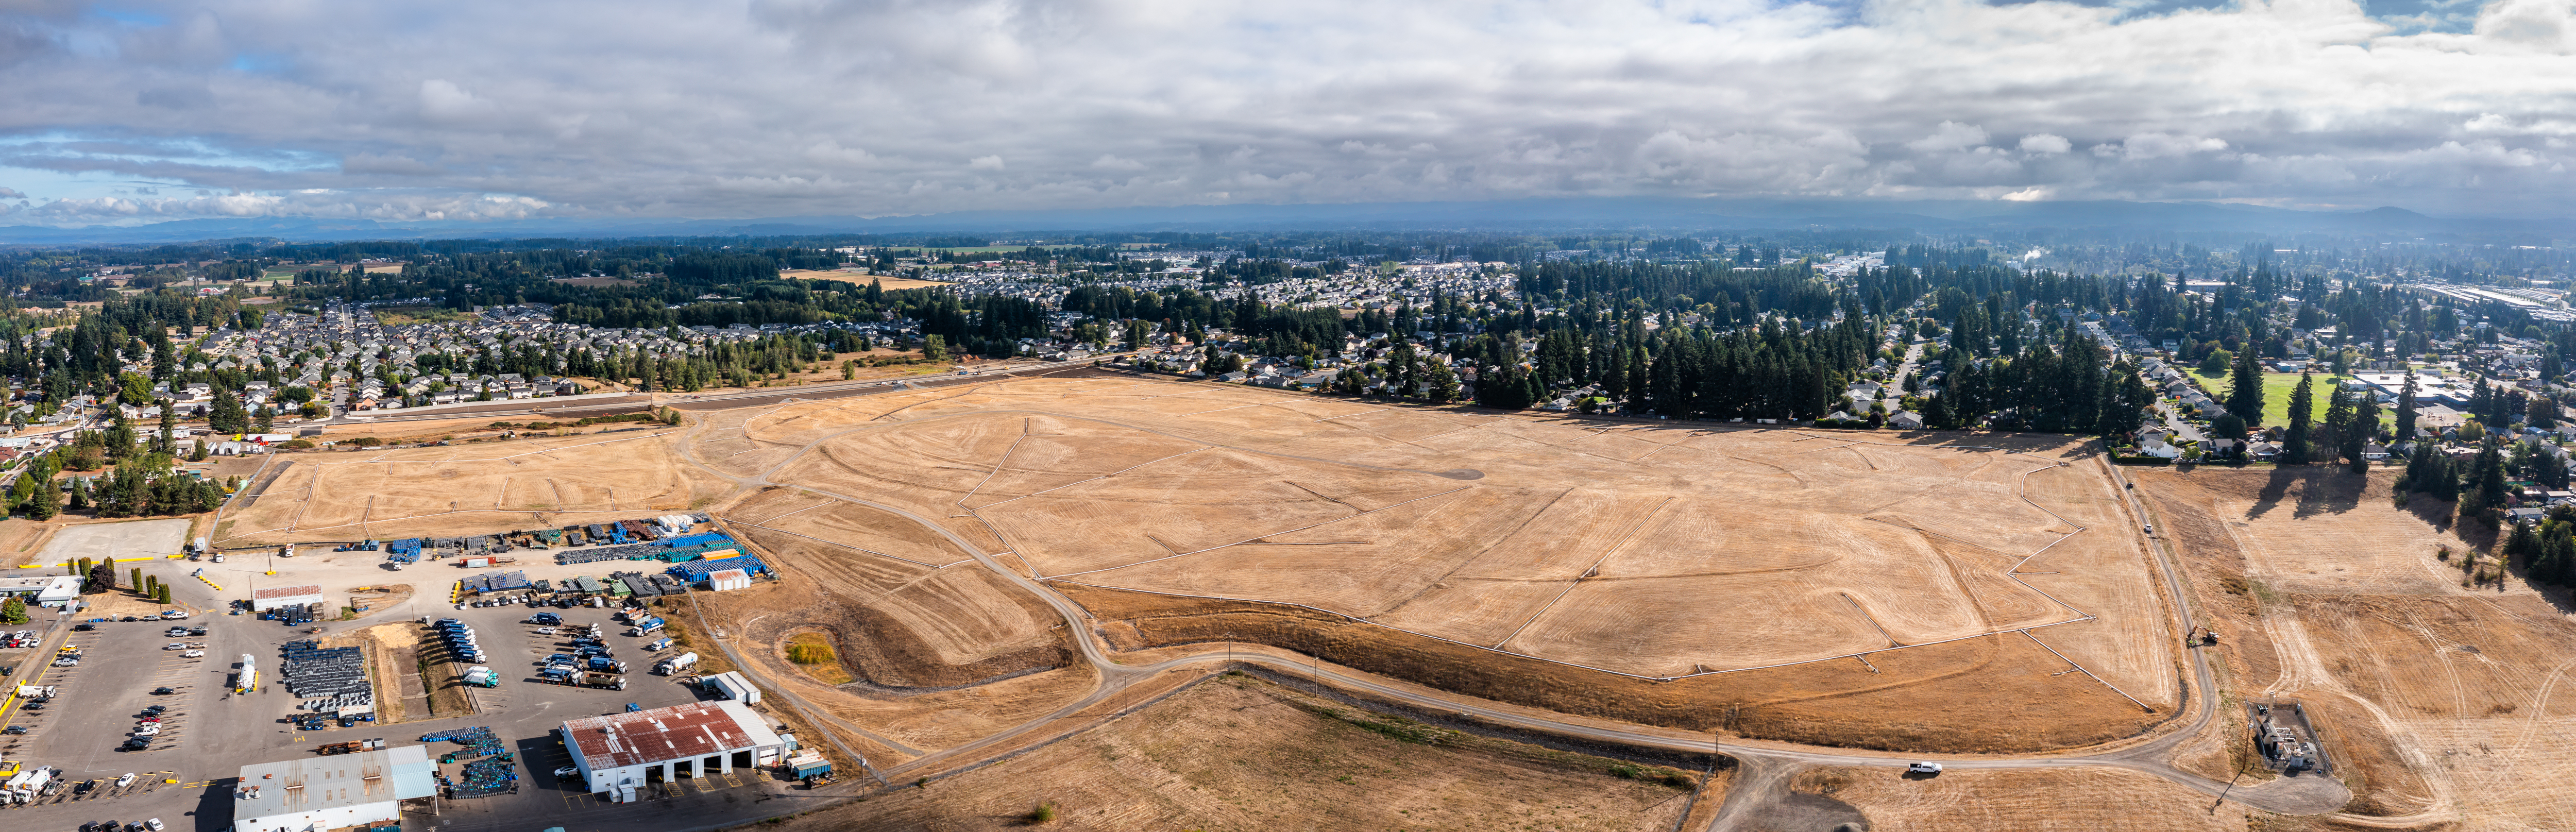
[2132,466,2576,829]
[697,377,2182,752]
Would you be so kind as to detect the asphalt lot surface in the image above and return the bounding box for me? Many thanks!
[35,519,197,565]
[1,594,805,832]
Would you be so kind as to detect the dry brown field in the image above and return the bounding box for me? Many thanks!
[699,378,2180,751]
[766,673,1706,832]
[778,269,952,290]
[2133,466,2576,830]
[215,428,731,545]
[1787,766,2275,831]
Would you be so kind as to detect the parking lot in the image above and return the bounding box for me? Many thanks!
[3,594,818,832]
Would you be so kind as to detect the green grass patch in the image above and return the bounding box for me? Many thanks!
[2186,368,2392,430]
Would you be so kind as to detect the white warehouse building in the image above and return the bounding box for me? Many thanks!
[233,744,437,832]
[251,584,327,612]
[0,575,80,607]
[562,700,785,801]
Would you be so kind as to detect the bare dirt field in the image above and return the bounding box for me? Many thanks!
[768,673,1705,832]
[2133,465,2576,829]
[693,379,2180,752]
[215,428,731,545]
[1789,766,2272,831]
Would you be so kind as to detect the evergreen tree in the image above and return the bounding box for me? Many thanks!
[1425,362,1461,404]
[2227,348,2266,425]
[2464,438,2509,527]
[2504,520,2540,565]
[155,583,172,605]
[2396,372,2419,440]
[0,595,24,625]
[21,477,56,520]
[2282,372,2315,464]
[2349,394,2382,476]
[1924,390,1954,430]
[209,388,246,433]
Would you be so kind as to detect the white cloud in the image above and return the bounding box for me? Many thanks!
[0,0,2566,221]
[1906,122,1989,154]
[2112,133,2231,160]
[2019,133,2072,155]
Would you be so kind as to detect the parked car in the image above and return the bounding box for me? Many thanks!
[181,651,204,658]
[1907,761,1943,774]
[162,643,187,651]
[116,773,135,788]
[150,687,175,695]
[159,610,189,619]
[534,627,557,635]
[553,766,580,779]
[2,725,25,735]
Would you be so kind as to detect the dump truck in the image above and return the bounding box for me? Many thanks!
[573,671,626,690]
[625,616,665,637]
[655,652,699,675]
[585,656,628,674]
[785,751,832,782]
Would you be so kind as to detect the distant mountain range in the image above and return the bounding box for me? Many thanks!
[3,198,2568,245]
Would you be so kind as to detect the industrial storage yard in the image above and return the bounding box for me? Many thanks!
[3,376,2572,830]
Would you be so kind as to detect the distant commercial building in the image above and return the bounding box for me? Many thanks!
[233,744,437,832]
[251,585,327,612]
[0,575,80,607]
[561,700,785,801]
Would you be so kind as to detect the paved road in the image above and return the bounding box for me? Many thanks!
[663,383,2357,828]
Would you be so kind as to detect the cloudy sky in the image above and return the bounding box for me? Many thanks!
[1,0,2572,226]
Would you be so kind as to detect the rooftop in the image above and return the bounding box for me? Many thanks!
[253,584,325,600]
[234,744,435,819]
[564,699,780,769]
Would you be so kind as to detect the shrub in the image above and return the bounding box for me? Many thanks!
[349,437,385,447]
[1028,803,1059,823]
[280,439,315,450]
[786,641,836,665]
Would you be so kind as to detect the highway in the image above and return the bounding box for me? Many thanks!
[664,383,2358,828]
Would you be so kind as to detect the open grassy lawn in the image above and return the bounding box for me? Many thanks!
[2189,368,2394,429]
[2189,367,2340,427]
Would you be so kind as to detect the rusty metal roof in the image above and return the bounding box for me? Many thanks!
[564,700,779,769]
[253,584,325,599]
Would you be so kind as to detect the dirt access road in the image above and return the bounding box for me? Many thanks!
[666,386,2348,830]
